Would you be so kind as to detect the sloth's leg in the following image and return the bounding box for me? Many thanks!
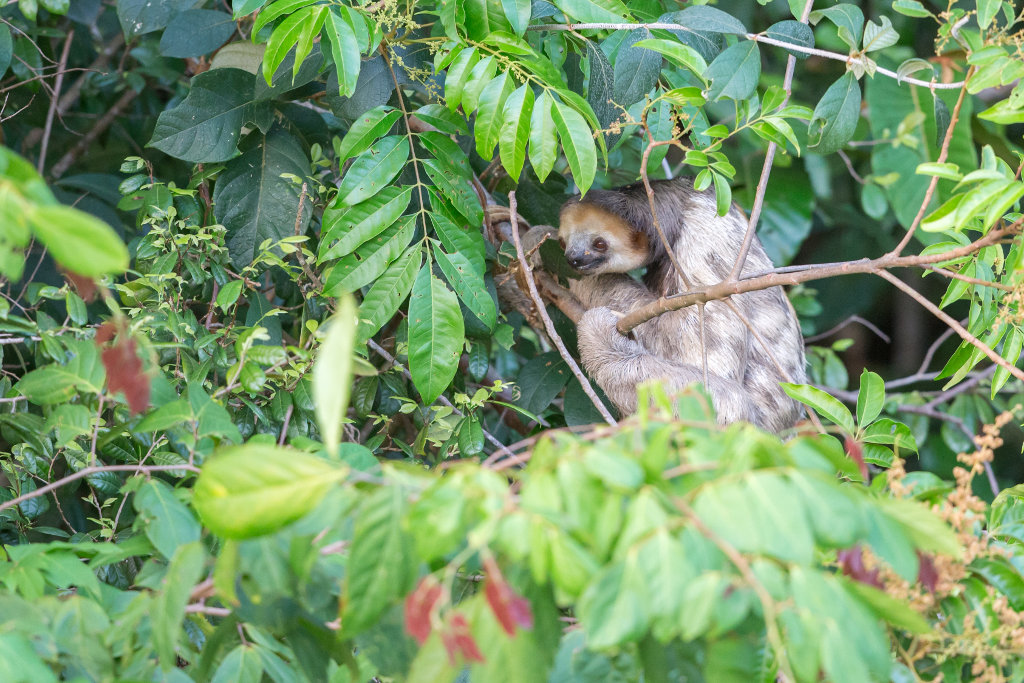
[577,306,761,426]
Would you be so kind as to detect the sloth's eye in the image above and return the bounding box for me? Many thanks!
[592,237,608,252]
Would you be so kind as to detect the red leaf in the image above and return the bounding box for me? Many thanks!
[449,612,485,663]
[95,321,117,345]
[101,336,150,414]
[837,544,881,588]
[62,269,97,302]
[404,576,443,646]
[483,556,534,635]
[844,436,869,481]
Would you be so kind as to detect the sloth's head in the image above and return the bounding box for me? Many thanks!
[558,201,650,274]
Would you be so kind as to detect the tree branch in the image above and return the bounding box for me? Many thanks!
[527,22,966,89]
[0,464,199,515]
[617,220,1020,333]
[509,191,617,425]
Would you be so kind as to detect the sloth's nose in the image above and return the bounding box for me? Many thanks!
[568,255,588,269]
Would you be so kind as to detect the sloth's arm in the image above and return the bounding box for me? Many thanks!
[569,274,656,312]
[577,307,761,426]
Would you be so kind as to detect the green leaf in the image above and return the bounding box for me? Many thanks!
[475,72,514,160]
[671,5,747,35]
[335,106,400,163]
[551,0,629,24]
[135,398,193,433]
[781,383,856,433]
[251,0,318,34]
[159,9,235,58]
[809,4,864,51]
[356,245,421,342]
[896,57,934,84]
[515,352,570,415]
[443,47,479,111]
[148,68,257,163]
[577,561,649,647]
[552,99,597,194]
[408,264,465,404]
[710,171,731,217]
[323,214,416,295]
[808,72,861,155]
[261,5,328,86]
[212,126,311,266]
[15,339,105,404]
[633,38,707,78]
[152,542,206,670]
[498,83,535,181]
[892,0,932,18]
[502,0,531,35]
[993,327,1023,398]
[855,370,885,426]
[420,158,483,227]
[916,161,962,181]
[211,645,264,683]
[313,295,357,455]
[529,90,557,181]
[435,247,496,330]
[614,29,662,107]
[862,16,899,53]
[193,444,346,538]
[117,0,194,37]
[704,41,761,102]
[29,205,128,276]
[977,0,1000,30]
[461,56,498,113]
[0,25,11,78]
[337,135,410,206]
[134,480,201,560]
[413,103,468,135]
[978,99,1024,125]
[216,279,244,311]
[342,486,418,635]
[320,186,413,261]
[323,9,361,97]
[764,20,814,60]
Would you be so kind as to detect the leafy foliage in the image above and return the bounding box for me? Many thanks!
[1,0,1024,681]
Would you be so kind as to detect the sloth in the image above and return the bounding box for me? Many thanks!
[558,177,807,433]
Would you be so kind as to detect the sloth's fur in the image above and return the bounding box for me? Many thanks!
[558,177,807,433]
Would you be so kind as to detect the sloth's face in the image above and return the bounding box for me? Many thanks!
[558,204,649,274]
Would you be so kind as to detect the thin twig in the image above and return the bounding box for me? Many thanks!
[889,73,972,255]
[674,497,795,682]
[526,22,966,89]
[804,315,891,344]
[51,88,139,179]
[0,464,199,515]
[37,28,74,174]
[876,270,1024,383]
[509,191,617,426]
[728,0,814,281]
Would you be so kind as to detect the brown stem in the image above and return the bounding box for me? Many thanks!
[0,464,200,515]
[50,87,139,179]
[889,73,972,256]
[37,28,74,174]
